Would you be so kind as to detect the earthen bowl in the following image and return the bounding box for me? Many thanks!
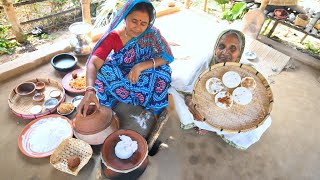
[15,82,36,96]
[32,93,45,102]
[35,81,46,91]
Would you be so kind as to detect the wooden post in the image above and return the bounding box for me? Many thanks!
[1,0,25,43]
[203,0,208,12]
[267,21,279,37]
[260,0,270,11]
[185,0,191,9]
[81,0,91,24]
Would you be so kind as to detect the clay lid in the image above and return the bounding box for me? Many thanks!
[73,104,113,135]
[101,129,147,171]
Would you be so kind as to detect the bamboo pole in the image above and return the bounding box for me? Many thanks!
[81,0,91,24]
[185,0,191,9]
[1,0,24,43]
[204,0,208,12]
[260,0,270,10]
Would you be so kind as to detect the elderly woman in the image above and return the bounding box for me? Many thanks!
[187,29,245,134]
[78,0,174,120]
[213,29,245,64]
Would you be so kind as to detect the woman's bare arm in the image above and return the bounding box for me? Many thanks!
[128,58,168,84]
[78,56,104,116]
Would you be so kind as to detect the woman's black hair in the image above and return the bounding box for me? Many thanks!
[127,2,155,24]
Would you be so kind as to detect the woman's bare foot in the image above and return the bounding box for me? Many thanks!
[184,95,204,121]
[194,127,209,135]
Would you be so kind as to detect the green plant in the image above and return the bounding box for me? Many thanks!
[222,2,247,22]
[0,26,18,55]
[215,0,229,11]
[305,41,320,55]
[49,0,68,5]
[71,0,80,6]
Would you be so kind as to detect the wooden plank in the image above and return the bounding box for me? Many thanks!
[0,0,47,9]
[266,16,320,39]
[242,38,290,77]
[20,7,80,25]
[267,20,279,37]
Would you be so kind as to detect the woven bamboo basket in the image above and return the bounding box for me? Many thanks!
[8,78,65,120]
[255,0,298,6]
[50,138,93,176]
[294,14,309,27]
[192,62,273,133]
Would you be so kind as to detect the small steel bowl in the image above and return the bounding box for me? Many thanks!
[44,98,59,109]
[71,95,84,108]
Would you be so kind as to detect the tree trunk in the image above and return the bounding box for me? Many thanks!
[81,0,91,25]
[1,0,24,43]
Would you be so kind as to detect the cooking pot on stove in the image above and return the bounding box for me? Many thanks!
[73,104,119,145]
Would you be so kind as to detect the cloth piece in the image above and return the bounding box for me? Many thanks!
[168,87,194,128]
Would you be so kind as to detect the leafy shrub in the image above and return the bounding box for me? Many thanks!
[215,0,229,11]
[222,2,247,22]
[305,41,320,56]
[0,26,18,55]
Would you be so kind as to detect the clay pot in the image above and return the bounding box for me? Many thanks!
[15,82,36,96]
[294,14,309,28]
[73,104,119,145]
[101,130,148,180]
[35,81,45,92]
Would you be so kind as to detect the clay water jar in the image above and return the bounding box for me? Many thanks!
[101,129,148,180]
[73,104,119,145]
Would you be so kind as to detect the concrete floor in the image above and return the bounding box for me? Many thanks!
[0,51,320,180]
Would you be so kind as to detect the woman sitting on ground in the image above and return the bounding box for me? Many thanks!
[78,0,174,121]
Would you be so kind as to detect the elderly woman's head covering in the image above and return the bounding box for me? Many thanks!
[89,0,156,61]
[211,29,245,65]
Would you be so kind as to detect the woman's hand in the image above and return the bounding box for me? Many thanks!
[77,91,100,117]
[128,64,143,84]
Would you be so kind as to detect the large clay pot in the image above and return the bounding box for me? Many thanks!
[101,129,148,180]
[73,104,119,145]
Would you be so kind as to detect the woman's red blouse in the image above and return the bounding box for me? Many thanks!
[93,31,124,61]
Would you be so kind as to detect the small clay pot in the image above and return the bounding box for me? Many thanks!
[35,81,45,91]
[32,93,45,102]
[15,82,36,96]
